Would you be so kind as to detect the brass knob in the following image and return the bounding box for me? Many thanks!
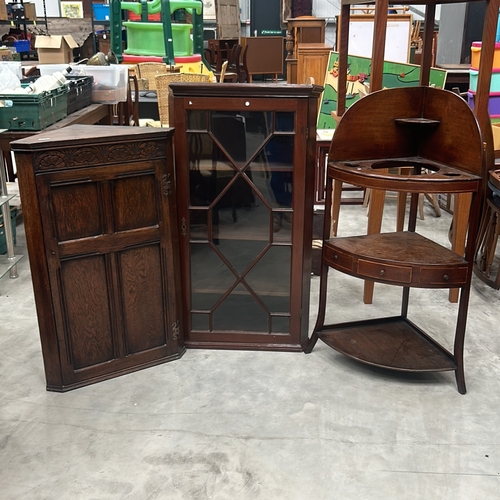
[380,269,385,276]
[443,274,449,281]
[333,254,338,260]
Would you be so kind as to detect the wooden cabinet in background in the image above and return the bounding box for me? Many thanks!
[286,16,326,83]
[240,36,285,81]
[297,43,332,85]
[12,125,185,391]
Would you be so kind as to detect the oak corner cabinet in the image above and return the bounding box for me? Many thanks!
[170,83,323,351]
[306,86,484,394]
[11,125,185,392]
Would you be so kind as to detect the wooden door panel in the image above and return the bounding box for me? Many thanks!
[112,173,159,231]
[119,243,167,354]
[60,254,115,370]
[50,181,102,241]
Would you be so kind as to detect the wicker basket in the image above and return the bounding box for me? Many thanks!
[137,62,168,91]
[155,73,211,126]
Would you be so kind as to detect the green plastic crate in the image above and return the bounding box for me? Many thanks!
[0,85,68,131]
[0,207,17,255]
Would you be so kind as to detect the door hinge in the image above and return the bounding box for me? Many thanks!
[181,217,187,237]
[172,319,180,340]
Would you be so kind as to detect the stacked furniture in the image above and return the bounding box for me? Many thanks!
[468,41,500,117]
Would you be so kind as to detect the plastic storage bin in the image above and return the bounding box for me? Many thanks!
[38,64,87,77]
[81,65,128,104]
[467,90,500,118]
[0,85,68,130]
[14,40,30,53]
[66,75,94,114]
[93,3,110,21]
[0,61,22,78]
[471,41,500,70]
[470,68,500,92]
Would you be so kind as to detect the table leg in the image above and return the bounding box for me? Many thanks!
[363,188,386,304]
[449,192,472,302]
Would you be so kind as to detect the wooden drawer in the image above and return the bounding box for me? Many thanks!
[358,259,413,283]
[419,267,468,286]
[323,244,353,272]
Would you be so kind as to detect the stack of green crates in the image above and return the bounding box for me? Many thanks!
[0,206,17,254]
[0,85,68,131]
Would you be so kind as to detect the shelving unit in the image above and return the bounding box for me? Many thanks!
[0,147,22,280]
[306,85,485,393]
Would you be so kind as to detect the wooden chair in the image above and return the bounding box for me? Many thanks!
[113,74,140,126]
[214,60,238,83]
[474,170,500,288]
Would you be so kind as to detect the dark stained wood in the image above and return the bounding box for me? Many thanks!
[170,83,322,351]
[324,232,469,287]
[320,317,457,372]
[307,85,485,394]
[12,125,185,391]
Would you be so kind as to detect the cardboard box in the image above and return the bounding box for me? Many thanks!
[35,35,78,64]
[23,3,36,20]
[0,48,13,61]
[0,1,8,21]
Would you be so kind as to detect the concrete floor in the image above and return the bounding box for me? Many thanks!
[1,191,500,499]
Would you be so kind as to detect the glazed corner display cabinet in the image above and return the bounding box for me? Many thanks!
[12,126,185,391]
[169,83,322,351]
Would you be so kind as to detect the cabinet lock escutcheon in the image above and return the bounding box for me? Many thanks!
[181,217,187,237]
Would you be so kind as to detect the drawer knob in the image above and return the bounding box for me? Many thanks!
[333,254,338,260]
[379,269,385,276]
[443,274,449,281]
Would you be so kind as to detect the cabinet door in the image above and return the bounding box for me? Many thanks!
[173,93,316,350]
[36,158,183,388]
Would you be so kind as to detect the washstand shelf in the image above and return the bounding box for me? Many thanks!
[306,86,485,394]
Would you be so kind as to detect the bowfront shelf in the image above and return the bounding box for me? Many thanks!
[319,317,457,372]
[323,232,469,288]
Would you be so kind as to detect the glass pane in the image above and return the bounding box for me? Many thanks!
[213,283,268,332]
[187,110,208,130]
[191,313,209,331]
[272,315,290,334]
[209,111,271,169]
[190,210,207,241]
[191,243,235,310]
[272,211,292,243]
[275,112,295,132]
[213,192,271,245]
[245,245,291,313]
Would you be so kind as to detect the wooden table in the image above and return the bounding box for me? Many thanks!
[0,103,112,182]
